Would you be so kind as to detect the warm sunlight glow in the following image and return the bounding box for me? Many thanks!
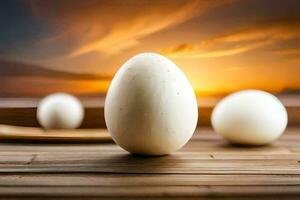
[0,0,299,97]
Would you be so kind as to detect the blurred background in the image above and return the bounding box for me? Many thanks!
[0,0,299,98]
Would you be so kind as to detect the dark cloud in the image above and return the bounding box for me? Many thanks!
[0,59,111,80]
[162,18,300,58]
[27,0,232,56]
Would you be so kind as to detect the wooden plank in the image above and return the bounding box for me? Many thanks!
[0,174,299,186]
[0,125,111,142]
[0,185,299,198]
[0,124,299,144]
[0,129,298,174]
[0,127,299,198]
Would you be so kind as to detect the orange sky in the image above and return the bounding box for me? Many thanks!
[0,0,299,97]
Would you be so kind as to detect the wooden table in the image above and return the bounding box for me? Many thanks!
[0,128,300,199]
[1,95,299,128]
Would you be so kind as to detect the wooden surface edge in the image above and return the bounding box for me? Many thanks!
[0,96,299,128]
[0,105,299,128]
[0,124,112,142]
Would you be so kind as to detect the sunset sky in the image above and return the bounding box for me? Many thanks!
[0,0,299,97]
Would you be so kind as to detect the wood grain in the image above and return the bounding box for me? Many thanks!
[0,128,299,198]
[0,124,111,142]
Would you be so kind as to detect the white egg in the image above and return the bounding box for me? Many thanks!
[211,90,287,145]
[37,93,84,129]
[105,53,198,155]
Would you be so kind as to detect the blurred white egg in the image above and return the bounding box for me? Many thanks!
[211,90,287,145]
[37,93,84,129]
[105,52,198,155]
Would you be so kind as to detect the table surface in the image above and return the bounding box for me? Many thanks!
[0,128,299,199]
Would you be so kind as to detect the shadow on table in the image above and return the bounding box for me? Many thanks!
[93,153,188,174]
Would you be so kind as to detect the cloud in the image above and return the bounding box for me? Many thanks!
[0,59,111,97]
[162,19,300,58]
[0,59,111,80]
[163,40,274,58]
[272,48,300,56]
[28,0,232,57]
[0,77,109,97]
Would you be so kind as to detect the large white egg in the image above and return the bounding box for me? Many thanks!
[211,90,287,145]
[105,53,198,155]
[37,93,84,129]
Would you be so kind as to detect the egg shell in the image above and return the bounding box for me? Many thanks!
[105,53,198,155]
[37,93,84,129]
[211,90,288,145]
